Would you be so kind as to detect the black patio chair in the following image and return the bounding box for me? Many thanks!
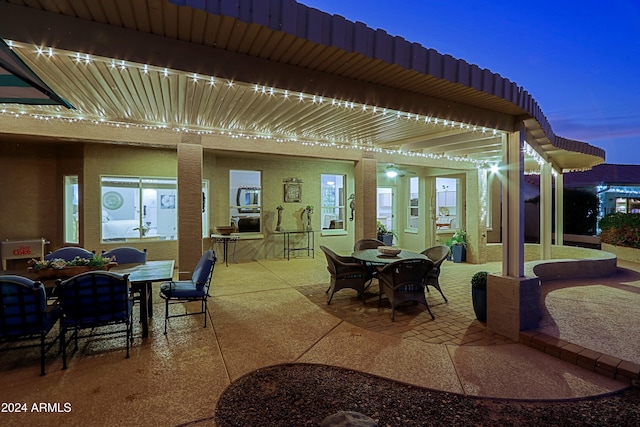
[159,250,216,334]
[421,245,450,302]
[101,247,147,264]
[320,245,368,304]
[57,271,133,370]
[45,247,94,261]
[102,247,148,321]
[353,238,386,286]
[0,275,60,375]
[378,258,435,321]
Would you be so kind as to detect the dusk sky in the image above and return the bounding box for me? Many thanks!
[300,0,640,165]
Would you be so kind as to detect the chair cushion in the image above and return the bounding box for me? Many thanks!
[102,247,146,264]
[57,271,132,327]
[160,281,206,299]
[398,284,423,292]
[191,250,215,288]
[0,276,52,337]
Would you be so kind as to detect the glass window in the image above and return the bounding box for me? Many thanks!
[435,177,459,230]
[64,176,79,243]
[230,170,261,233]
[101,176,178,241]
[202,180,209,238]
[484,171,492,229]
[321,174,346,230]
[407,177,419,230]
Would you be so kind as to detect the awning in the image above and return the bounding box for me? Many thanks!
[0,37,73,107]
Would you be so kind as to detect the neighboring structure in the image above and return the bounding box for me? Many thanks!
[562,164,640,217]
[0,0,607,337]
[525,163,640,238]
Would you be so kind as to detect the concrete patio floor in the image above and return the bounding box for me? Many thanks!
[1,254,638,426]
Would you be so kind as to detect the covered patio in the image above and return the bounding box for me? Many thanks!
[3,1,635,418]
[0,256,638,425]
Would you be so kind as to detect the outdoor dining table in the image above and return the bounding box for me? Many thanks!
[352,248,429,265]
[1,259,175,338]
[111,260,175,338]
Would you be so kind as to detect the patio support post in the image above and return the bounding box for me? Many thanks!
[555,173,564,245]
[354,156,378,242]
[178,135,204,276]
[540,162,552,259]
[501,128,525,277]
[425,176,437,248]
[488,126,540,341]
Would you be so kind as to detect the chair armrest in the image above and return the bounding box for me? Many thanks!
[334,261,367,276]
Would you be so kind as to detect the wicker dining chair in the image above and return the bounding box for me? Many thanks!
[421,245,450,302]
[378,258,435,321]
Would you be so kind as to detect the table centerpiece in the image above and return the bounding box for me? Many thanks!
[28,254,117,280]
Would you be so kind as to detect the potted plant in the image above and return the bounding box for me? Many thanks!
[471,271,488,322]
[28,254,117,280]
[376,221,396,246]
[443,237,454,260]
[133,224,151,237]
[450,229,467,263]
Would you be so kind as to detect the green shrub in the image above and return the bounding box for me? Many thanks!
[471,271,488,289]
[599,213,640,249]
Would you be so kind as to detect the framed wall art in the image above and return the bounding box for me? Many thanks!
[283,178,302,203]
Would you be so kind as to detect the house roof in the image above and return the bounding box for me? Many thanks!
[525,164,640,188]
[0,0,605,171]
[562,164,640,187]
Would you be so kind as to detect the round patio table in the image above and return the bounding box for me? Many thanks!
[352,248,429,264]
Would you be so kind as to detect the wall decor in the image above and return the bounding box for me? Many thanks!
[283,178,303,203]
[160,194,176,209]
[102,191,124,210]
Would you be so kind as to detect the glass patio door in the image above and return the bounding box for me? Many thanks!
[376,186,396,244]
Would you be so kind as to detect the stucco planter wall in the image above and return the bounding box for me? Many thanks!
[485,243,617,281]
[602,243,640,263]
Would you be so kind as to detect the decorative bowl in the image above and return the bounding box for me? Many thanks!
[378,246,401,256]
[215,226,235,235]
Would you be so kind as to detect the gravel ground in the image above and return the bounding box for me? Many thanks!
[214,364,640,427]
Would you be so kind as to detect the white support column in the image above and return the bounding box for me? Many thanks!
[501,128,525,277]
[489,125,541,341]
[555,172,564,246]
[540,162,552,259]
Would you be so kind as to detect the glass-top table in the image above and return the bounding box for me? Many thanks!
[352,248,428,264]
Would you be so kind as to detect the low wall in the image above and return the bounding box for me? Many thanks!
[486,243,617,282]
[602,243,640,263]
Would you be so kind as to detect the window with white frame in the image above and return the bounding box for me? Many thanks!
[101,176,178,241]
[484,172,493,229]
[202,180,209,238]
[407,177,419,230]
[230,170,261,233]
[435,177,459,230]
[321,174,346,230]
[64,175,79,244]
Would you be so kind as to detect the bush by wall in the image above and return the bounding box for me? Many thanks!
[599,213,640,249]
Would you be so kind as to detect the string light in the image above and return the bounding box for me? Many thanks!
[523,142,545,168]
[601,186,640,196]
[3,40,508,168]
